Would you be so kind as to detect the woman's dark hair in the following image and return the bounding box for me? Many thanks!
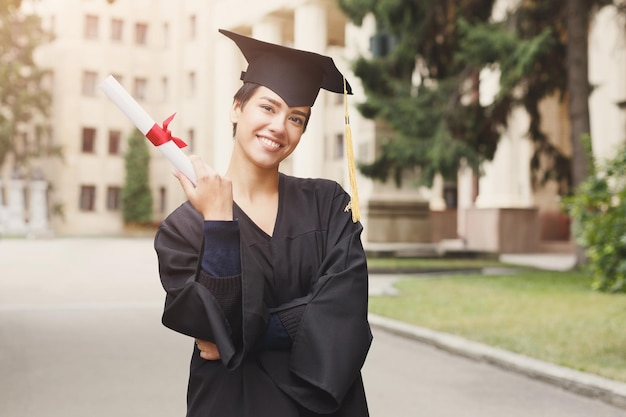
[232,83,311,136]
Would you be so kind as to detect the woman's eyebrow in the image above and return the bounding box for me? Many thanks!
[291,109,308,118]
[260,96,282,107]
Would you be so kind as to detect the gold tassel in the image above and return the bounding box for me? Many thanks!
[344,77,360,223]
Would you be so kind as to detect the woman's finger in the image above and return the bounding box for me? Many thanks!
[195,339,221,361]
[173,169,195,197]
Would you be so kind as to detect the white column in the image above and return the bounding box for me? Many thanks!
[475,106,533,208]
[429,174,447,210]
[252,17,283,43]
[457,161,474,240]
[588,6,626,162]
[474,65,533,209]
[29,179,49,233]
[6,176,26,233]
[212,33,241,175]
[293,2,327,179]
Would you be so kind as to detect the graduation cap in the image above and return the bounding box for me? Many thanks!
[219,29,352,108]
[219,29,361,222]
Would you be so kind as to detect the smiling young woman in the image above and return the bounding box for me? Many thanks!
[229,86,308,172]
[153,29,371,417]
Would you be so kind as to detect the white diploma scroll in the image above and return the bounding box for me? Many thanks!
[99,75,197,185]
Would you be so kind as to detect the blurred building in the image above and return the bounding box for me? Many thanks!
[3,0,625,254]
[456,1,626,254]
[17,0,217,235]
[4,0,379,237]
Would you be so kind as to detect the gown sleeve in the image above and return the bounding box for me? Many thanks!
[257,183,372,414]
[154,202,243,368]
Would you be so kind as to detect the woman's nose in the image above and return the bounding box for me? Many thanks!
[268,114,286,134]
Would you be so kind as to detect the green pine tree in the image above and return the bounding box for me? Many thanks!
[122,130,153,225]
[338,0,502,186]
[338,0,616,194]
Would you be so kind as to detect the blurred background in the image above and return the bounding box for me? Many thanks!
[3,0,625,258]
[3,1,626,415]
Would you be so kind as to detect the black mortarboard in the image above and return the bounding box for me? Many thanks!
[219,29,352,108]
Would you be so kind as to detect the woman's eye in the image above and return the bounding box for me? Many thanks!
[261,104,273,112]
[290,116,304,125]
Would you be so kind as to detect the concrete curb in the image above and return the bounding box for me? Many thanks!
[369,314,626,410]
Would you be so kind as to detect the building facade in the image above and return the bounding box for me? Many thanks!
[3,0,625,253]
[456,2,626,253]
[9,0,386,237]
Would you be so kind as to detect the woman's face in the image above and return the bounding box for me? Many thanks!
[231,86,310,170]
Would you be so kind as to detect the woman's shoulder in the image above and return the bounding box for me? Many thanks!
[163,200,201,224]
[157,201,203,245]
[280,173,344,199]
[279,174,354,226]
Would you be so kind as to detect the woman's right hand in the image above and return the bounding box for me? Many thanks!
[174,155,233,221]
[195,339,221,361]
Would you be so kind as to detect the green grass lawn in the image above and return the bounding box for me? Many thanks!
[368,260,626,383]
[367,256,503,272]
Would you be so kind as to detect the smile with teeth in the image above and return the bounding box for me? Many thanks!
[259,136,282,149]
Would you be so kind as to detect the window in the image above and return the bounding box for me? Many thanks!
[46,126,55,156]
[443,183,458,209]
[79,185,96,211]
[187,128,195,152]
[370,33,397,58]
[82,127,96,153]
[108,130,121,154]
[82,71,98,96]
[189,15,196,40]
[106,186,121,211]
[334,133,344,159]
[161,76,168,101]
[162,22,169,47]
[133,77,147,100]
[34,125,43,155]
[159,186,167,213]
[135,22,148,45]
[111,18,123,42]
[111,73,123,85]
[84,15,98,39]
[188,71,196,97]
[19,132,28,154]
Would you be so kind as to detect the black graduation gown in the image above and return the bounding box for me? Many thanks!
[154,174,372,417]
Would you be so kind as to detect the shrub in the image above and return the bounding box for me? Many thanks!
[565,145,626,293]
[122,129,153,225]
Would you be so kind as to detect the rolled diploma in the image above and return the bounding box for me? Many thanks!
[98,75,196,185]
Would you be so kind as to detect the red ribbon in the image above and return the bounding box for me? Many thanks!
[145,113,187,148]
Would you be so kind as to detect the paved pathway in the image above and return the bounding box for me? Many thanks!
[1,238,624,416]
